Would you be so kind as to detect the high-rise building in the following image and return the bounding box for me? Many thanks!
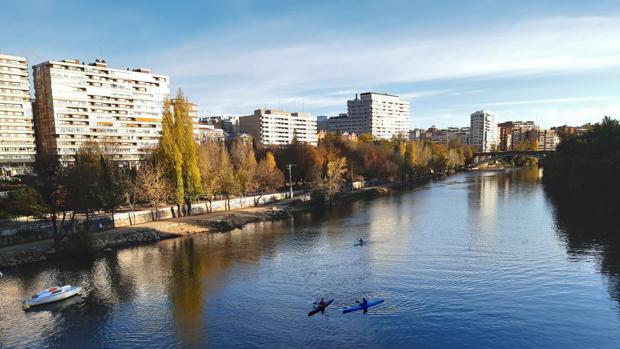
[344,92,410,139]
[238,109,317,146]
[0,54,36,175]
[470,110,498,152]
[33,59,169,162]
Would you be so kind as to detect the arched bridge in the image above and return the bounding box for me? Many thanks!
[471,150,553,168]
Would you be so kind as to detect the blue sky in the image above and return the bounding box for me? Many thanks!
[2,0,620,128]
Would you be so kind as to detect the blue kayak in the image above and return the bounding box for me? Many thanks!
[342,298,384,313]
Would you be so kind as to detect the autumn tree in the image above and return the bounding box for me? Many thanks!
[157,90,203,215]
[230,138,258,196]
[136,162,170,220]
[322,156,348,202]
[213,145,240,209]
[253,152,285,205]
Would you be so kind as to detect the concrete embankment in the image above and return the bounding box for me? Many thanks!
[0,205,296,268]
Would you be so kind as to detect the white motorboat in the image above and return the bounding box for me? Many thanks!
[22,285,82,310]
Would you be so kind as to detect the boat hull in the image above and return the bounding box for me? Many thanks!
[342,299,384,313]
[23,286,82,310]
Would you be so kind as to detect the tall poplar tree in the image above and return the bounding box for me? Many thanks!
[157,89,202,215]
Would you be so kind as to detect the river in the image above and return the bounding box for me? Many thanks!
[1,168,619,348]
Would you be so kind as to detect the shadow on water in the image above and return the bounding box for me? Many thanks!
[548,191,620,310]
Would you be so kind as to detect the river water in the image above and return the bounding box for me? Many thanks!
[1,168,619,348]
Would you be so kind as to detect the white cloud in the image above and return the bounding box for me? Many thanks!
[143,16,620,115]
[472,96,613,107]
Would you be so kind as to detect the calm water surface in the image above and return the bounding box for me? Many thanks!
[1,168,619,348]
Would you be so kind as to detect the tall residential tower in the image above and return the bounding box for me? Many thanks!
[470,110,498,152]
[33,59,169,162]
[0,54,36,175]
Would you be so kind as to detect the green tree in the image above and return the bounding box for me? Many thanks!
[1,187,47,227]
[33,154,73,250]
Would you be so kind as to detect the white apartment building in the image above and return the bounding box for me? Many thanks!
[470,110,498,152]
[344,92,410,139]
[0,54,36,175]
[239,109,317,146]
[33,59,169,162]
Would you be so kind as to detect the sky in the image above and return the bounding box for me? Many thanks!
[2,0,620,129]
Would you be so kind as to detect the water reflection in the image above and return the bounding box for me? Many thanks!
[549,193,620,306]
[2,168,620,348]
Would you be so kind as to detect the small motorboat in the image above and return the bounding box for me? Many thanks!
[22,285,82,310]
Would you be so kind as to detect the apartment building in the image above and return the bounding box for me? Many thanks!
[239,109,317,146]
[343,92,410,139]
[33,59,169,162]
[470,110,498,152]
[0,54,36,175]
[537,129,560,151]
[498,121,536,151]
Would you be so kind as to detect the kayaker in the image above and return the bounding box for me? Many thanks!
[318,298,326,308]
[361,297,368,308]
[358,238,364,245]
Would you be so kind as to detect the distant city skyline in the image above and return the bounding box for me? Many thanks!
[2,0,620,129]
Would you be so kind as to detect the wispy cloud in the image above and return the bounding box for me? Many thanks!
[143,16,620,115]
[472,96,613,107]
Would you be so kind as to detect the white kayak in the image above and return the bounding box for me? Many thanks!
[22,285,82,310]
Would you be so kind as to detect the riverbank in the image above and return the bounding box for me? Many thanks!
[0,185,398,268]
[0,198,304,268]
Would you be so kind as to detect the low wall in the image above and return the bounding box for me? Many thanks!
[0,191,292,246]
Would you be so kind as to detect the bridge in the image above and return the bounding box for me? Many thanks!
[471,150,553,168]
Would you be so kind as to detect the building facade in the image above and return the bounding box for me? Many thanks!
[0,54,36,175]
[498,121,536,151]
[33,59,169,162]
[537,129,560,151]
[238,109,317,146]
[345,92,410,139]
[470,110,498,152]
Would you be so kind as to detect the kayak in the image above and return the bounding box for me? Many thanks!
[354,240,368,246]
[23,285,82,310]
[308,298,334,316]
[342,298,384,313]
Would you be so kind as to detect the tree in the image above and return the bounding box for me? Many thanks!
[66,141,106,231]
[33,153,73,250]
[322,156,348,202]
[213,146,240,210]
[157,90,203,215]
[197,141,221,205]
[99,146,126,228]
[121,168,140,225]
[136,162,170,220]
[230,138,258,196]
[1,187,47,227]
[253,152,285,205]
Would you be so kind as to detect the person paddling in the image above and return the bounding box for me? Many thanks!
[358,238,364,246]
[361,297,368,308]
[318,297,326,308]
